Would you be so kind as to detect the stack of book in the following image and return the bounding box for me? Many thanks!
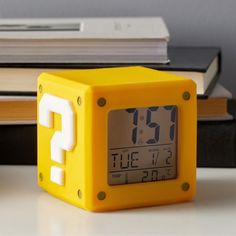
[0,17,234,167]
[0,17,169,64]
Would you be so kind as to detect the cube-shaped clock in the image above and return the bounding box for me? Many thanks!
[37,66,197,212]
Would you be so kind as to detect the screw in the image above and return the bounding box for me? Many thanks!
[182,182,190,191]
[97,97,106,107]
[77,96,82,106]
[97,191,106,200]
[39,84,43,93]
[182,91,191,101]
[39,172,43,182]
[77,189,82,199]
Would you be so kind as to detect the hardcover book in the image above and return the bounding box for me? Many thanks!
[0,125,36,165]
[0,47,220,97]
[0,96,36,124]
[0,17,169,64]
[197,120,236,167]
[197,83,233,121]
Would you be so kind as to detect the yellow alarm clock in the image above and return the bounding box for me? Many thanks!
[37,66,196,212]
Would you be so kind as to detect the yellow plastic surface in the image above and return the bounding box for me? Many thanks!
[37,66,197,212]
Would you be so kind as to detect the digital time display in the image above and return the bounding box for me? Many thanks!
[108,105,177,185]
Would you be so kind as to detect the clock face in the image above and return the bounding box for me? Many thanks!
[108,105,177,185]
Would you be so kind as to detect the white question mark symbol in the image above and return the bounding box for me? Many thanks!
[39,93,75,185]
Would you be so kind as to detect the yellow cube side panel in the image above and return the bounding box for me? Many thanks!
[37,73,93,210]
[89,79,196,211]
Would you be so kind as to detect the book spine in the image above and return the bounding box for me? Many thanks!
[197,120,236,167]
[0,125,36,165]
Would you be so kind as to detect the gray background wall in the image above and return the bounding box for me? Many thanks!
[0,0,235,97]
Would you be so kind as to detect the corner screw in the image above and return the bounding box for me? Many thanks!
[97,191,106,200]
[39,84,43,93]
[77,189,82,199]
[77,96,82,106]
[39,172,43,182]
[97,97,106,107]
[182,182,190,191]
[182,91,191,101]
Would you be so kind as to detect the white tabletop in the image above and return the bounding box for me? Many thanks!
[0,166,236,236]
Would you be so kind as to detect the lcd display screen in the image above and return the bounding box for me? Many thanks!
[108,106,177,185]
